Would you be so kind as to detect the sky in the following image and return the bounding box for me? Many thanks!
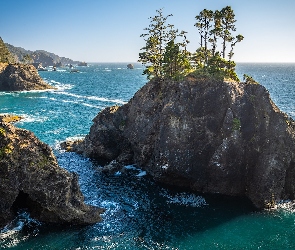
[0,0,295,63]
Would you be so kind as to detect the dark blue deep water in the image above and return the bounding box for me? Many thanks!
[1,63,295,249]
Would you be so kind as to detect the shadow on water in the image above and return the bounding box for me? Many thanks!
[24,152,259,249]
[1,151,257,249]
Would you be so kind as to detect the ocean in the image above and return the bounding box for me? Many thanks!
[1,62,295,249]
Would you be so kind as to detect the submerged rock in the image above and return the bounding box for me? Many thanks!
[0,63,53,91]
[74,76,295,209]
[0,121,104,228]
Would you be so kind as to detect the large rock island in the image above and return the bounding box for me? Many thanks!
[0,37,52,91]
[0,63,53,91]
[73,77,295,209]
[0,118,104,228]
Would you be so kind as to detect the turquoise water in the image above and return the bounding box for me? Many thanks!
[1,63,295,249]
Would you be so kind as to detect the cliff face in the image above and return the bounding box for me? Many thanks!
[0,63,53,91]
[75,77,295,209]
[0,120,104,228]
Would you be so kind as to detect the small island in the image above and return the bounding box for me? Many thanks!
[127,63,134,69]
[69,7,295,209]
[78,61,87,66]
[0,38,53,91]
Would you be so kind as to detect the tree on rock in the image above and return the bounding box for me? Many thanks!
[0,37,16,64]
[22,54,33,65]
[139,9,192,80]
[139,6,245,82]
[193,6,243,81]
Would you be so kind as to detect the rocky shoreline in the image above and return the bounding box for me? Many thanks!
[69,76,295,209]
[0,118,104,228]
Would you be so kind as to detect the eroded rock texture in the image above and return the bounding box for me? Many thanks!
[0,63,53,91]
[75,77,295,208]
[0,121,104,228]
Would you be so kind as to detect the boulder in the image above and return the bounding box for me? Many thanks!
[0,63,53,91]
[74,77,295,209]
[0,121,104,228]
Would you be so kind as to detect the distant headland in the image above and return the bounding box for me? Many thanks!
[5,42,84,68]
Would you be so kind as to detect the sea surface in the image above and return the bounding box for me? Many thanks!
[1,63,295,249]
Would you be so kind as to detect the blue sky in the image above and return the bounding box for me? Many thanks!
[1,0,294,62]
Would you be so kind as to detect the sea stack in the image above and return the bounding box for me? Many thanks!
[0,119,104,228]
[0,63,53,91]
[73,76,295,209]
[127,63,134,69]
[0,37,53,91]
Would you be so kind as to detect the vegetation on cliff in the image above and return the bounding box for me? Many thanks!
[0,37,16,64]
[139,6,245,82]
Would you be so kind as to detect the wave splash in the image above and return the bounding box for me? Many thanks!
[0,211,41,248]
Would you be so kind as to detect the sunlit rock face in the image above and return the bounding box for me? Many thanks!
[0,63,53,91]
[75,77,295,209]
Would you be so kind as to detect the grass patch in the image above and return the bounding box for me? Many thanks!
[233,118,241,131]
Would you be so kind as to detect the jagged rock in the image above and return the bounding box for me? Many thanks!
[0,63,53,91]
[0,121,104,228]
[74,77,295,209]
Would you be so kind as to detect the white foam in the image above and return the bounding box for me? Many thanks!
[136,171,147,177]
[81,103,102,109]
[161,164,168,170]
[48,80,74,91]
[124,165,137,170]
[268,200,295,213]
[161,191,208,207]
[65,135,85,142]
[0,211,41,247]
[54,91,126,104]
[18,114,48,123]
[114,171,122,176]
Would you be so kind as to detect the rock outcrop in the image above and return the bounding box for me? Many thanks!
[127,64,134,69]
[0,120,104,228]
[74,77,295,209]
[0,114,22,123]
[0,63,53,91]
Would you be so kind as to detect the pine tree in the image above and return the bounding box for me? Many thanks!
[195,9,213,64]
[219,6,237,59]
[0,37,16,64]
[139,9,191,80]
[139,9,173,79]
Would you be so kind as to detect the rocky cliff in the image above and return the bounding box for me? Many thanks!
[0,119,104,228]
[0,63,53,91]
[74,77,295,209]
